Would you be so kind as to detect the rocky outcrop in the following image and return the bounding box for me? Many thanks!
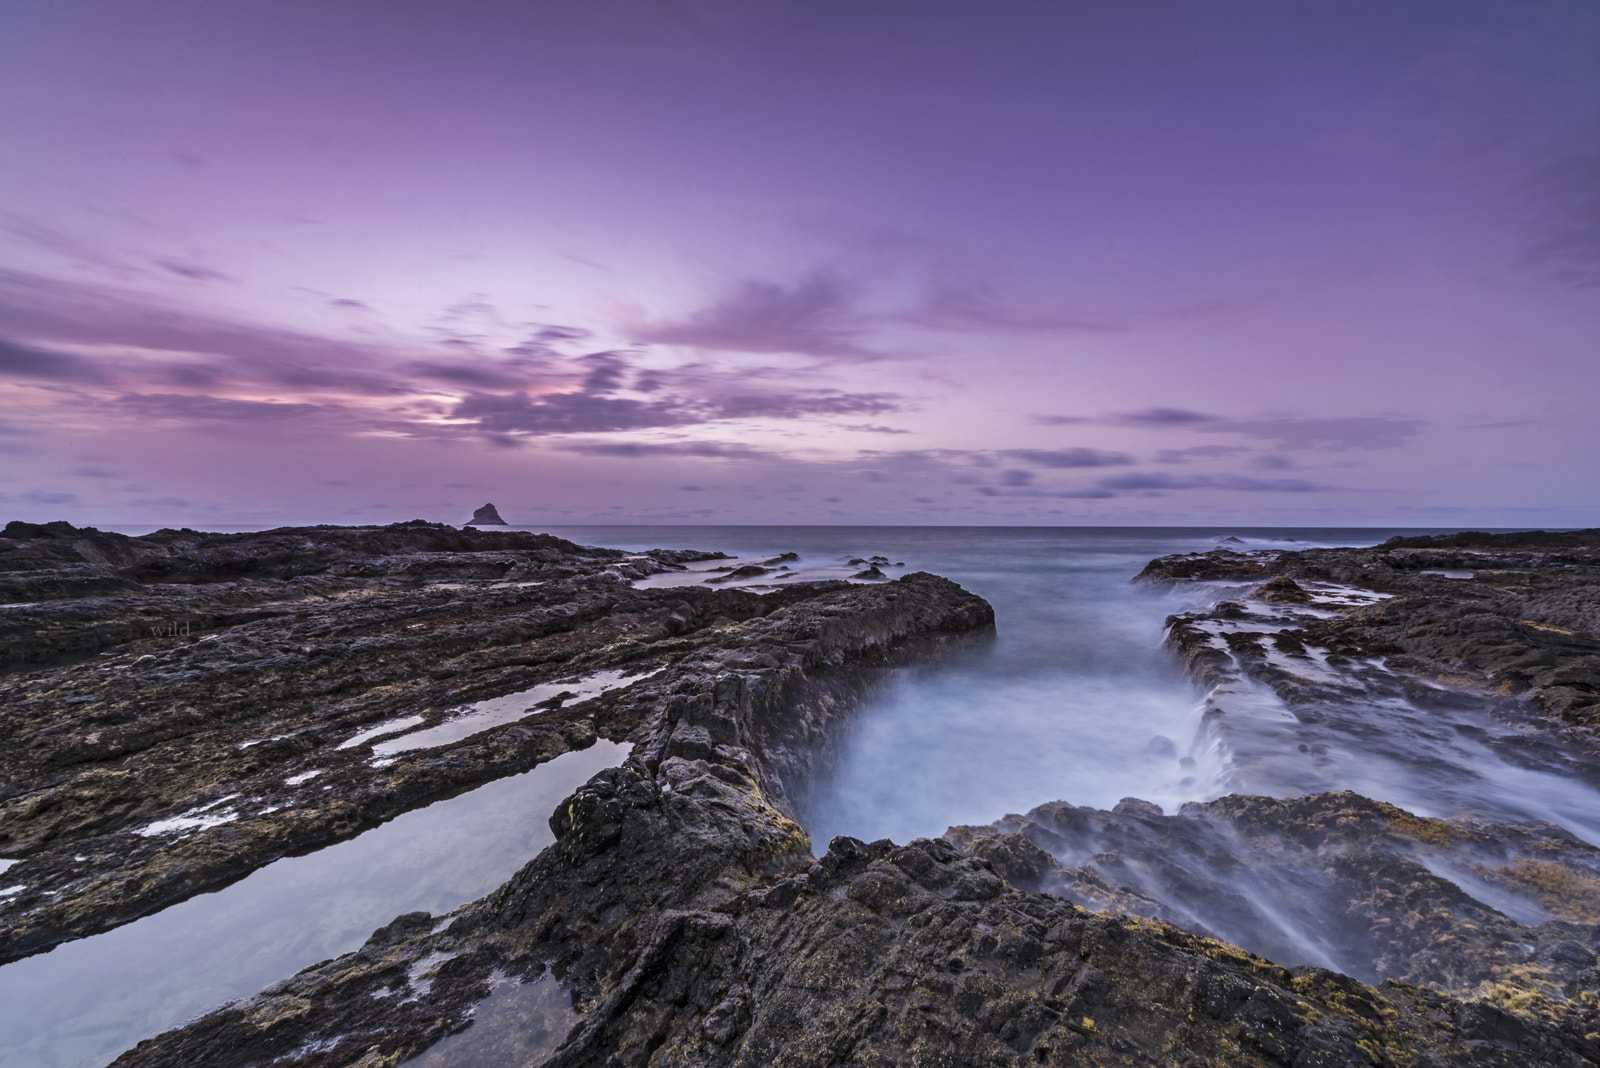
[0,520,977,965]
[950,790,1600,1026]
[102,526,1600,1066]
[468,502,509,525]
[1138,529,1600,731]
[1055,527,1600,1029]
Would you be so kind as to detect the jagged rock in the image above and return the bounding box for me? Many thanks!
[20,523,1600,1066]
[466,502,508,525]
[0,520,989,967]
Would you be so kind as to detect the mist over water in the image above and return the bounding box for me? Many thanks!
[555,525,1600,855]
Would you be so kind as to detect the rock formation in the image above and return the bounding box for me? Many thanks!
[6,521,1600,1065]
[468,502,509,525]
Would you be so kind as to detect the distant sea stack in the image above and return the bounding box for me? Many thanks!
[465,502,507,526]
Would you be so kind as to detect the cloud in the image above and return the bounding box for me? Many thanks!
[1519,147,1600,290]
[73,466,120,478]
[451,390,685,435]
[1094,471,1319,493]
[1209,475,1318,492]
[712,389,900,420]
[1000,468,1034,486]
[1033,408,1220,428]
[407,360,538,389]
[579,351,631,393]
[156,261,231,283]
[0,269,401,394]
[558,440,780,460]
[635,272,878,359]
[976,484,1117,500]
[841,423,910,434]
[1111,408,1221,427]
[1033,407,1425,451]
[0,269,909,447]
[905,282,1126,334]
[0,336,108,382]
[1000,447,1133,468]
[1198,416,1425,450]
[1155,445,1249,463]
[116,393,323,421]
[1095,472,1198,492]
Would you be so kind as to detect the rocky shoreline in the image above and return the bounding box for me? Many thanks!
[5,523,1600,1065]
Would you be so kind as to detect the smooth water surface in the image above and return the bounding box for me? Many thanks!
[0,742,629,1068]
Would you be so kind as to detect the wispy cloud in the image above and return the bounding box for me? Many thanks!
[1197,416,1425,450]
[451,390,686,435]
[1000,447,1133,468]
[0,336,109,382]
[1031,407,1424,451]
[1034,407,1221,427]
[116,393,325,421]
[1095,471,1319,493]
[1112,408,1221,427]
[556,440,781,460]
[905,281,1126,334]
[1519,146,1600,290]
[633,272,880,359]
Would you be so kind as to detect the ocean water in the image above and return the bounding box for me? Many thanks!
[547,526,1600,848]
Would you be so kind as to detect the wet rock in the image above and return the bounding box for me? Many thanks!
[1257,575,1312,603]
[0,522,990,966]
[703,565,770,583]
[31,523,1600,1067]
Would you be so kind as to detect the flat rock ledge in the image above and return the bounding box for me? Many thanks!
[96,528,1600,1066]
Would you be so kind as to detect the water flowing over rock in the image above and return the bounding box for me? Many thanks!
[6,521,1600,1065]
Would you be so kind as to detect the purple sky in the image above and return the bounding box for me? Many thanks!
[1,0,1596,527]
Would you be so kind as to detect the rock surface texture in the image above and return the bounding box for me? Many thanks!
[7,522,1600,1065]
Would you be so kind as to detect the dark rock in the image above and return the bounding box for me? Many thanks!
[703,565,771,584]
[30,523,1600,1067]
[0,522,990,966]
[466,502,508,526]
[1257,575,1312,603]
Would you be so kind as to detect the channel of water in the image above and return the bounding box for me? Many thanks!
[0,741,629,1068]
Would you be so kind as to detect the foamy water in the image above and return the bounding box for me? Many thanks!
[549,525,1600,854]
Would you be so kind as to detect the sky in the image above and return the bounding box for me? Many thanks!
[1,0,1596,528]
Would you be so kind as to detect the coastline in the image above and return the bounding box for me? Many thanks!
[3,521,1599,1065]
